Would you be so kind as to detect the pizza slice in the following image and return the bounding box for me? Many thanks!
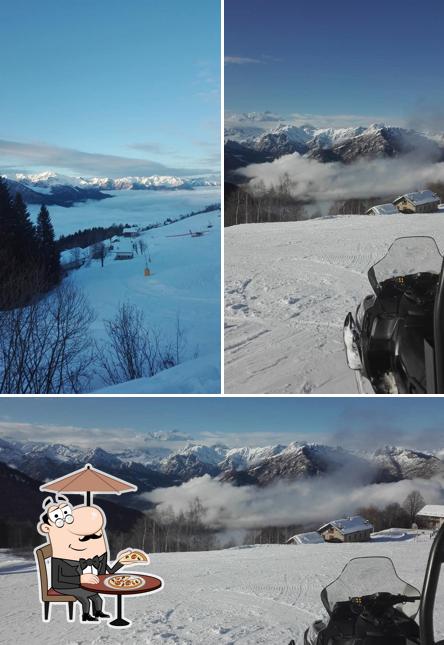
[120,549,150,563]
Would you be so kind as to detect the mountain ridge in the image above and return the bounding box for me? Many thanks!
[2,172,219,208]
[1,437,442,494]
[224,122,444,173]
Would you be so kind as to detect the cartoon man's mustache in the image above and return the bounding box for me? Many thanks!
[78,532,102,542]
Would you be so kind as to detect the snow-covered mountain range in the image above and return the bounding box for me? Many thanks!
[2,172,219,208]
[225,122,444,173]
[11,171,218,191]
[0,437,442,496]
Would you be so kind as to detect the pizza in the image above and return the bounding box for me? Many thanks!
[120,549,149,563]
[105,575,144,590]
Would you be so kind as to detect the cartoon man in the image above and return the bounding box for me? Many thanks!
[37,496,132,622]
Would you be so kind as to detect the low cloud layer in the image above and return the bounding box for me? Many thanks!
[0,139,214,178]
[146,473,444,531]
[242,154,444,206]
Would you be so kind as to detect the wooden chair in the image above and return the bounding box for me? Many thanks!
[35,543,76,621]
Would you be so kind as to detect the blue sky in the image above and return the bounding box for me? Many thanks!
[0,0,220,177]
[0,397,443,451]
[225,0,444,129]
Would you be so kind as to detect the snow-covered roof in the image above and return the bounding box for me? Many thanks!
[319,515,373,535]
[394,190,440,206]
[287,531,325,545]
[367,203,398,215]
[417,505,444,519]
[123,226,139,233]
[114,240,133,254]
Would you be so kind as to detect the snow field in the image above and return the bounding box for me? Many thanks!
[73,206,220,392]
[1,540,441,645]
[225,213,444,394]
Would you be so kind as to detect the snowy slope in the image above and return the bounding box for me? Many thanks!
[69,205,220,393]
[25,187,221,393]
[95,355,220,394]
[225,213,444,394]
[1,540,442,644]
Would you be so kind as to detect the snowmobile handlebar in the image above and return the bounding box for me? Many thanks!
[350,592,421,614]
[352,592,420,605]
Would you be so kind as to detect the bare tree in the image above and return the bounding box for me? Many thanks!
[0,281,95,393]
[138,239,149,259]
[97,302,186,385]
[403,490,425,526]
[91,242,106,267]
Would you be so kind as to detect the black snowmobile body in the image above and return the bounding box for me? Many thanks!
[297,523,444,645]
[343,236,444,393]
[302,557,421,645]
[304,595,420,645]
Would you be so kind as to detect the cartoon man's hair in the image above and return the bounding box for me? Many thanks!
[39,494,70,525]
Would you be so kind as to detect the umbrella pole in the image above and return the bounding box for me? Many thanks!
[86,491,92,506]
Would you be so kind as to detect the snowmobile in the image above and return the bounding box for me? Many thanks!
[293,523,444,645]
[343,236,444,393]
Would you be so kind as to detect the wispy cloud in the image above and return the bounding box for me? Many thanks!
[224,56,262,65]
[127,142,176,155]
[225,110,287,124]
[0,139,215,178]
[225,110,403,131]
[261,54,283,63]
[0,421,190,452]
[331,406,444,453]
[193,60,220,103]
[288,112,404,129]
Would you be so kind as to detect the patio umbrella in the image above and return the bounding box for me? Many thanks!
[40,463,137,505]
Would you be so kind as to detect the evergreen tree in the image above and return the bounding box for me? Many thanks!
[12,193,37,261]
[36,204,61,286]
[0,177,15,254]
[0,179,61,307]
[0,178,17,304]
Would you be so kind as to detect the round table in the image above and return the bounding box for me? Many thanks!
[81,573,163,627]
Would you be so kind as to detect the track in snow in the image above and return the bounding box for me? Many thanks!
[1,540,440,644]
[225,214,444,394]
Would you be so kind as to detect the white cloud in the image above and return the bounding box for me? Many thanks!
[224,56,262,65]
[0,421,179,452]
[145,474,444,531]
[224,110,402,131]
[288,112,404,129]
[242,153,444,208]
[0,139,214,178]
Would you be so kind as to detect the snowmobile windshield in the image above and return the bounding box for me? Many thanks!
[368,236,442,295]
[321,557,421,618]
